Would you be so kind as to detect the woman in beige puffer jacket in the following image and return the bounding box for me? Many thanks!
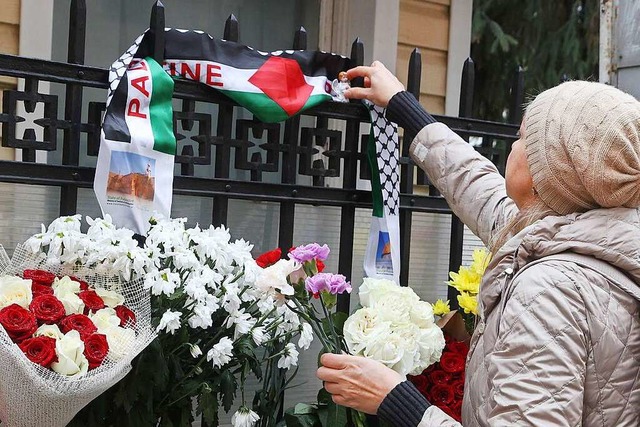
[317,62,640,426]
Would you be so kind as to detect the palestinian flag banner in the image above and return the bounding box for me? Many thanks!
[94,29,350,234]
[363,103,401,284]
[94,29,401,284]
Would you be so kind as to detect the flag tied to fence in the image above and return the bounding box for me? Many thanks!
[94,28,400,282]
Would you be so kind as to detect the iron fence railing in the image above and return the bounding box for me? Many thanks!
[0,0,524,311]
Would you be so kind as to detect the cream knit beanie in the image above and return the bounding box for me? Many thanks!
[524,81,640,215]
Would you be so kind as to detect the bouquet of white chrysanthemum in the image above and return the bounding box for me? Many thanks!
[32,214,311,427]
[343,278,445,376]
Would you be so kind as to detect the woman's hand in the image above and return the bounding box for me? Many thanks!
[344,61,405,107]
[317,353,404,414]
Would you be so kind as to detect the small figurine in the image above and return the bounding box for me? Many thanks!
[331,71,351,103]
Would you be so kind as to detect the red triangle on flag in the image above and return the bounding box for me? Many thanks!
[248,56,314,117]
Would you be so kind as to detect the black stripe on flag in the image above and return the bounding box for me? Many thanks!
[102,73,131,143]
[136,29,351,79]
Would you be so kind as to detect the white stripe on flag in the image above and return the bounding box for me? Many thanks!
[125,59,155,149]
[163,59,330,96]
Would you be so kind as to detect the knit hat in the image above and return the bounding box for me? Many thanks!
[524,81,640,215]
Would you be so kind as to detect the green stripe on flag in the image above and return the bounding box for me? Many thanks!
[367,131,384,218]
[222,90,331,123]
[148,57,177,155]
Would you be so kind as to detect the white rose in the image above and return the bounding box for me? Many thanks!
[52,276,81,295]
[95,288,125,308]
[89,308,121,332]
[343,307,392,355]
[413,325,446,374]
[373,298,411,324]
[363,331,417,376]
[0,275,33,309]
[409,300,435,329]
[358,278,419,307]
[34,324,63,340]
[51,330,89,377]
[102,325,135,360]
[54,289,85,315]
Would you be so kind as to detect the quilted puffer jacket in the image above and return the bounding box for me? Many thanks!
[410,123,640,426]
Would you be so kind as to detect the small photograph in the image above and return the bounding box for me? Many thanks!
[375,230,393,272]
[106,150,155,202]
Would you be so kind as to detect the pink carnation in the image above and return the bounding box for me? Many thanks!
[305,273,351,295]
[288,243,330,263]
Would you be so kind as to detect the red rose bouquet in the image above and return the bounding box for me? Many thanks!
[0,239,155,427]
[408,334,469,422]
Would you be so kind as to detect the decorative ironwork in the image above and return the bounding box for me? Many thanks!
[0,1,525,316]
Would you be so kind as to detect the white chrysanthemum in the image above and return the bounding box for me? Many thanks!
[251,326,268,346]
[255,259,299,296]
[231,406,260,427]
[206,337,233,368]
[225,309,256,339]
[157,310,182,335]
[188,303,214,329]
[277,343,299,369]
[145,269,180,296]
[297,322,314,350]
[189,344,203,358]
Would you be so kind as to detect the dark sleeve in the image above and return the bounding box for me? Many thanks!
[385,91,437,136]
[377,381,431,427]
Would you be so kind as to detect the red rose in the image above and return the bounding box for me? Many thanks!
[78,290,105,314]
[29,295,65,324]
[22,269,55,286]
[18,336,57,368]
[0,304,38,343]
[83,333,109,369]
[440,352,466,374]
[446,340,469,355]
[70,277,89,291]
[452,378,465,399]
[31,283,54,298]
[451,400,463,422]
[430,384,455,406]
[316,259,325,272]
[59,314,97,339]
[408,374,429,394]
[114,305,136,327]
[428,368,451,385]
[256,248,282,268]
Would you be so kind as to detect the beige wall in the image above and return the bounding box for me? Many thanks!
[0,0,19,161]
[396,0,450,114]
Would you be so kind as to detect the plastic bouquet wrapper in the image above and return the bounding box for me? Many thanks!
[0,244,156,427]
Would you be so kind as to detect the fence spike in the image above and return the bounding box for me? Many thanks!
[459,57,475,118]
[150,1,165,63]
[350,37,365,88]
[224,14,239,42]
[293,26,307,50]
[68,0,86,64]
[407,48,422,99]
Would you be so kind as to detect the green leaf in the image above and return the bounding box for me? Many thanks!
[326,400,348,427]
[199,389,219,426]
[283,408,322,427]
[330,311,348,335]
[294,403,318,415]
[320,292,336,309]
[220,370,237,412]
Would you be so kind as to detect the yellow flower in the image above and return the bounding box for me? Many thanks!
[457,292,478,315]
[448,267,480,295]
[470,248,491,276]
[432,299,450,316]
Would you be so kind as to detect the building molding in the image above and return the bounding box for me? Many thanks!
[445,0,472,116]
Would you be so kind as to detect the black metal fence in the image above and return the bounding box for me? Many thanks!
[0,0,524,311]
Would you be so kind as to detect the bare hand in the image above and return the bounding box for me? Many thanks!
[317,353,404,414]
[344,61,405,107]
